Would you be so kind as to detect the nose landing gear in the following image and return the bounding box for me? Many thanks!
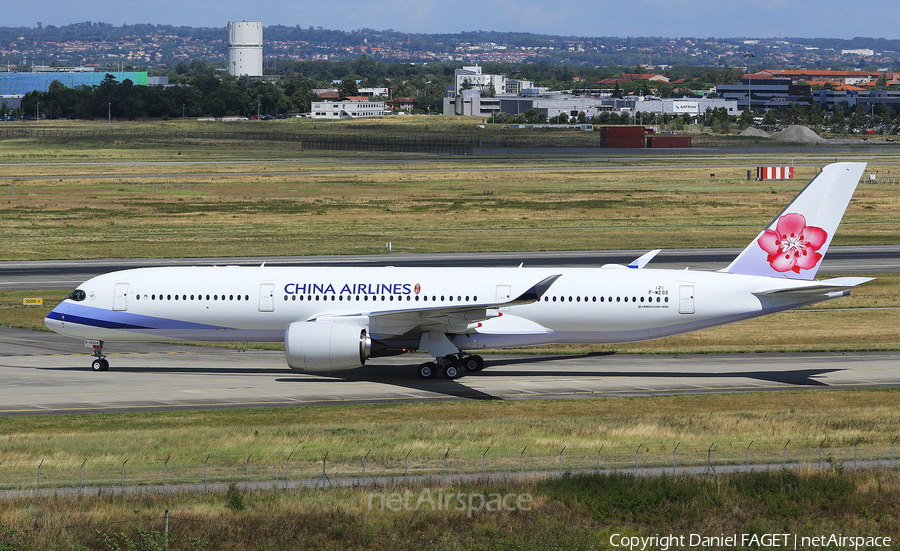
[89,340,109,371]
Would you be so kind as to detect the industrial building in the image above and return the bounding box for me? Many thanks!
[311,99,387,119]
[716,78,812,111]
[444,92,737,120]
[718,78,900,113]
[453,65,507,96]
[814,89,900,113]
[227,21,263,77]
[0,69,147,95]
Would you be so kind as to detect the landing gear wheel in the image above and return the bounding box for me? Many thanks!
[92,358,109,372]
[444,364,461,380]
[418,362,437,379]
[461,355,485,372]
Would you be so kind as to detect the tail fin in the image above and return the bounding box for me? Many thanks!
[723,162,866,280]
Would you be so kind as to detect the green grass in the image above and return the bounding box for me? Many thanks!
[1,389,899,490]
[1,468,898,550]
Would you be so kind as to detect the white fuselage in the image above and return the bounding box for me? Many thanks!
[45,265,834,351]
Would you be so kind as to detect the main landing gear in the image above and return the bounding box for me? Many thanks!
[417,354,485,380]
[90,341,109,372]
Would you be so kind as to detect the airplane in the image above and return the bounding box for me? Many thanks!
[45,162,871,380]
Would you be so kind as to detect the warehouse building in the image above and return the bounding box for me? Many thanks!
[311,99,387,119]
[0,69,148,95]
[444,92,736,120]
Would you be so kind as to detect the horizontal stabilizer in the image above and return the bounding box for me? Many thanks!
[753,277,874,298]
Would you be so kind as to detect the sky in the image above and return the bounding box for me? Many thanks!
[6,0,899,40]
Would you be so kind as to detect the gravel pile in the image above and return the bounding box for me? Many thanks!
[739,127,771,138]
[771,125,827,144]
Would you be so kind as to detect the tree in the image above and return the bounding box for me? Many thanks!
[611,83,623,99]
[338,76,358,98]
[850,104,867,129]
[485,81,496,98]
[807,102,824,129]
[739,108,753,129]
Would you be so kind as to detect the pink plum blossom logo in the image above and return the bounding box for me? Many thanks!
[757,213,828,273]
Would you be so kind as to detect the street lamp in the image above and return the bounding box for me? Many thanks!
[744,53,756,114]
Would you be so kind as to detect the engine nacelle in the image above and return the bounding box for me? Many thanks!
[284,321,371,372]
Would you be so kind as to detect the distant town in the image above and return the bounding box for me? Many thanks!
[1,22,899,136]
[1,22,899,71]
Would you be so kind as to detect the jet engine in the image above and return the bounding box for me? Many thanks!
[284,321,371,372]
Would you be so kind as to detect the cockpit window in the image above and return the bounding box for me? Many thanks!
[67,289,87,301]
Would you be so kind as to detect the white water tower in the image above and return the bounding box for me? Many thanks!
[228,21,263,77]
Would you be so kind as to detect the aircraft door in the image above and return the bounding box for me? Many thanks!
[259,283,275,312]
[113,283,129,311]
[678,285,695,314]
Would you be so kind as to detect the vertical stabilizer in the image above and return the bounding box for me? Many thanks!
[723,162,866,280]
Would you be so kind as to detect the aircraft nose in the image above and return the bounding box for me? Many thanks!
[44,302,67,332]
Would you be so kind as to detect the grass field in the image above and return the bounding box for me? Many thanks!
[1,121,899,550]
[1,390,898,490]
[0,155,899,260]
[1,468,899,550]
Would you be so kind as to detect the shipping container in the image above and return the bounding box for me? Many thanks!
[646,136,692,148]
[603,137,645,148]
[602,126,645,138]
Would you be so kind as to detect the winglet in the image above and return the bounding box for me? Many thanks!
[628,249,661,269]
[508,274,561,305]
[723,162,866,280]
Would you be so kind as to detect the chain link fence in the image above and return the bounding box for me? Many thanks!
[2,438,896,494]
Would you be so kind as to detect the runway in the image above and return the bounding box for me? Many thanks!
[2,245,899,291]
[1,327,898,416]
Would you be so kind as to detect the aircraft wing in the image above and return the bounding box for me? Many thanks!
[752,277,874,299]
[310,274,561,337]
